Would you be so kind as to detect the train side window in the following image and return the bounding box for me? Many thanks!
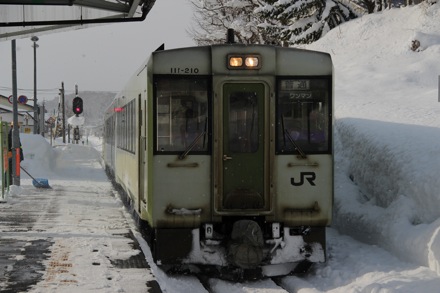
[276,78,331,154]
[155,77,210,153]
[115,99,136,154]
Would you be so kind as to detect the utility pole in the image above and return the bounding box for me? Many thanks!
[40,101,45,137]
[31,36,39,135]
[61,82,66,144]
[11,40,20,186]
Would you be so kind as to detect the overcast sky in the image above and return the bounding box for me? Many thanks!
[0,0,195,99]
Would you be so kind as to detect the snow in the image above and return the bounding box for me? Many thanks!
[2,2,440,292]
[67,115,85,126]
[1,135,159,292]
[305,0,440,276]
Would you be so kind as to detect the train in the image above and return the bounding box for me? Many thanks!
[103,33,333,279]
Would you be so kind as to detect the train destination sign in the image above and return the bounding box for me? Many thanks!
[280,79,310,91]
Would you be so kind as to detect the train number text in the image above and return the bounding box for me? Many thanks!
[170,67,199,74]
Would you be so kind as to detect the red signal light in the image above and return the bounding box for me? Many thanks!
[114,107,123,112]
[73,97,83,115]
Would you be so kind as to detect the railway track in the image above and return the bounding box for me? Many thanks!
[195,275,293,293]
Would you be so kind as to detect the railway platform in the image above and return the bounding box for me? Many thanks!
[0,137,161,293]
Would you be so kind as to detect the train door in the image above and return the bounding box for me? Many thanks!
[222,83,267,210]
[139,97,146,213]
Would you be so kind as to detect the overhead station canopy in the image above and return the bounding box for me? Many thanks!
[0,0,156,41]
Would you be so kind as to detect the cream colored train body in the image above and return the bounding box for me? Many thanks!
[103,43,333,278]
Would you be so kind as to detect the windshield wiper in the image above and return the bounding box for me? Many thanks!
[281,114,307,159]
[179,117,208,160]
[284,129,307,159]
[179,131,207,160]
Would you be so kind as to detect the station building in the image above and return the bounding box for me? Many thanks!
[0,94,34,134]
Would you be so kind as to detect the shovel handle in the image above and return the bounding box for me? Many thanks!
[20,166,37,181]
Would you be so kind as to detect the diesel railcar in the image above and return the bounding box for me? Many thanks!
[103,39,333,278]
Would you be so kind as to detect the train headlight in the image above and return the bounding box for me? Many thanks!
[229,57,243,67]
[228,54,261,69]
[245,57,259,67]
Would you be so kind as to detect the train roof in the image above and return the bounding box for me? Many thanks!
[151,43,331,58]
[149,44,332,76]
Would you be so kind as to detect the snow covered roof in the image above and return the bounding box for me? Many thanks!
[0,94,33,112]
[0,0,156,41]
[0,94,34,126]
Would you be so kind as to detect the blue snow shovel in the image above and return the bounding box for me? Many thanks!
[20,166,51,188]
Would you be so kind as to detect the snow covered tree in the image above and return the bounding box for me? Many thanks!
[189,0,262,45]
[189,0,357,46]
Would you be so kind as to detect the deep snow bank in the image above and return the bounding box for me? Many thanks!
[337,118,440,223]
[20,134,105,181]
[335,119,440,273]
[21,134,57,177]
[304,1,440,274]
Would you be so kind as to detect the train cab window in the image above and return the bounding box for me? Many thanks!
[276,78,331,154]
[155,77,210,153]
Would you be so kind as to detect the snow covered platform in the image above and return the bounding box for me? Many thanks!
[0,135,161,293]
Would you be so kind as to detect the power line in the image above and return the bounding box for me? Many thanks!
[0,85,116,96]
[0,85,59,94]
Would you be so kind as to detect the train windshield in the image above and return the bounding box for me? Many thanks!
[155,76,210,153]
[276,78,331,154]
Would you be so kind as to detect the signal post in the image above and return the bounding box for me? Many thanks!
[72,95,83,144]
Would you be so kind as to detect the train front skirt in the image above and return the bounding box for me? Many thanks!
[155,224,326,278]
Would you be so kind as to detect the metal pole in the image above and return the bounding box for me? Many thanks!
[41,101,45,137]
[50,121,53,146]
[31,36,39,134]
[61,82,66,143]
[11,40,20,186]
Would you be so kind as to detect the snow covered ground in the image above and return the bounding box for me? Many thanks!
[0,135,160,293]
[2,2,440,292]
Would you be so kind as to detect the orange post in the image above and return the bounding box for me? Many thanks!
[3,149,7,171]
[15,148,20,177]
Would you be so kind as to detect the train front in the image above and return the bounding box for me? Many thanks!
[148,44,333,278]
